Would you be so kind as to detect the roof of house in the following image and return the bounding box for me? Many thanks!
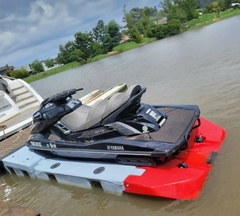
[0,66,14,72]
[0,65,14,71]
[154,17,168,25]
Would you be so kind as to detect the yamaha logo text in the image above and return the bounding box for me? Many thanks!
[107,145,124,150]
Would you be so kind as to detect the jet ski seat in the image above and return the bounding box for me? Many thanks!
[60,84,141,132]
[102,84,141,119]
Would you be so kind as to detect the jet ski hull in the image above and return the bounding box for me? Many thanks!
[28,104,201,166]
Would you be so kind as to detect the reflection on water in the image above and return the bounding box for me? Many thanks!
[0,174,176,216]
[0,182,11,202]
[1,15,240,216]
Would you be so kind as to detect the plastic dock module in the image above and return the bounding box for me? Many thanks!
[33,159,144,194]
[2,146,45,177]
[2,146,145,195]
[1,117,226,200]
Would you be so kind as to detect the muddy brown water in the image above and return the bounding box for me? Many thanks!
[1,16,240,216]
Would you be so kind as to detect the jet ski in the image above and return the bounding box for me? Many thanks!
[27,84,201,167]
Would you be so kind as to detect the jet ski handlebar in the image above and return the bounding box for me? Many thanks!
[41,88,83,106]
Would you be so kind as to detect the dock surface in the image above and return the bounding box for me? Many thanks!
[0,200,40,216]
[0,127,31,159]
[0,127,40,215]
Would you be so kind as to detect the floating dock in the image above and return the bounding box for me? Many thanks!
[0,117,226,200]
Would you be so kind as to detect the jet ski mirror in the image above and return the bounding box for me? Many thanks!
[33,111,42,121]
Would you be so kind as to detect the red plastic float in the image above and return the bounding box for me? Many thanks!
[124,117,226,200]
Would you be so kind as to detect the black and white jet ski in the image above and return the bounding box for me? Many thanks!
[26,84,201,167]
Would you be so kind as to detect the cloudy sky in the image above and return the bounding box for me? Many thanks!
[0,0,159,68]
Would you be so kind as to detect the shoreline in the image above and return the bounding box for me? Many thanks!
[23,11,240,84]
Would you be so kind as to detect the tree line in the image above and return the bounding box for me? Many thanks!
[7,0,240,78]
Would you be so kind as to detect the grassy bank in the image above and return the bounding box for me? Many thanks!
[113,37,157,53]
[24,38,157,83]
[188,8,240,29]
[24,62,81,83]
[24,9,240,83]
[88,38,157,62]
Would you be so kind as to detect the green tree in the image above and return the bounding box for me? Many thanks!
[223,0,233,8]
[102,20,121,52]
[160,0,199,22]
[175,0,200,20]
[129,7,144,24]
[136,14,155,37]
[161,0,187,22]
[142,6,158,17]
[92,20,105,43]
[6,68,29,78]
[122,4,134,32]
[166,19,181,35]
[56,44,71,64]
[218,0,228,10]
[69,49,83,62]
[45,58,54,68]
[129,26,143,43]
[65,41,76,53]
[56,41,78,64]
[74,31,94,60]
[90,41,104,56]
[122,5,159,34]
[206,1,220,12]
[154,24,168,39]
[145,24,155,38]
[31,59,44,74]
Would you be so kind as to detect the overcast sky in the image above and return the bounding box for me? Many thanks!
[0,0,159,68]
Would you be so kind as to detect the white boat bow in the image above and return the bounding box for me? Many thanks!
[0,76,43,140]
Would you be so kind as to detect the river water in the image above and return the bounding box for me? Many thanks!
[1,15,240,215]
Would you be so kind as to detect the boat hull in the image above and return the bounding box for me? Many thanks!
[0,77,43,140]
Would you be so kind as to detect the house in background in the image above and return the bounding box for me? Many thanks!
[154,17,168,25]
[119,33,130,44]
[14,64,33,74]
[0,65,14,76]
[41,60,62,72]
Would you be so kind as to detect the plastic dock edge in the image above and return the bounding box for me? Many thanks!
[2,146,145,195]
